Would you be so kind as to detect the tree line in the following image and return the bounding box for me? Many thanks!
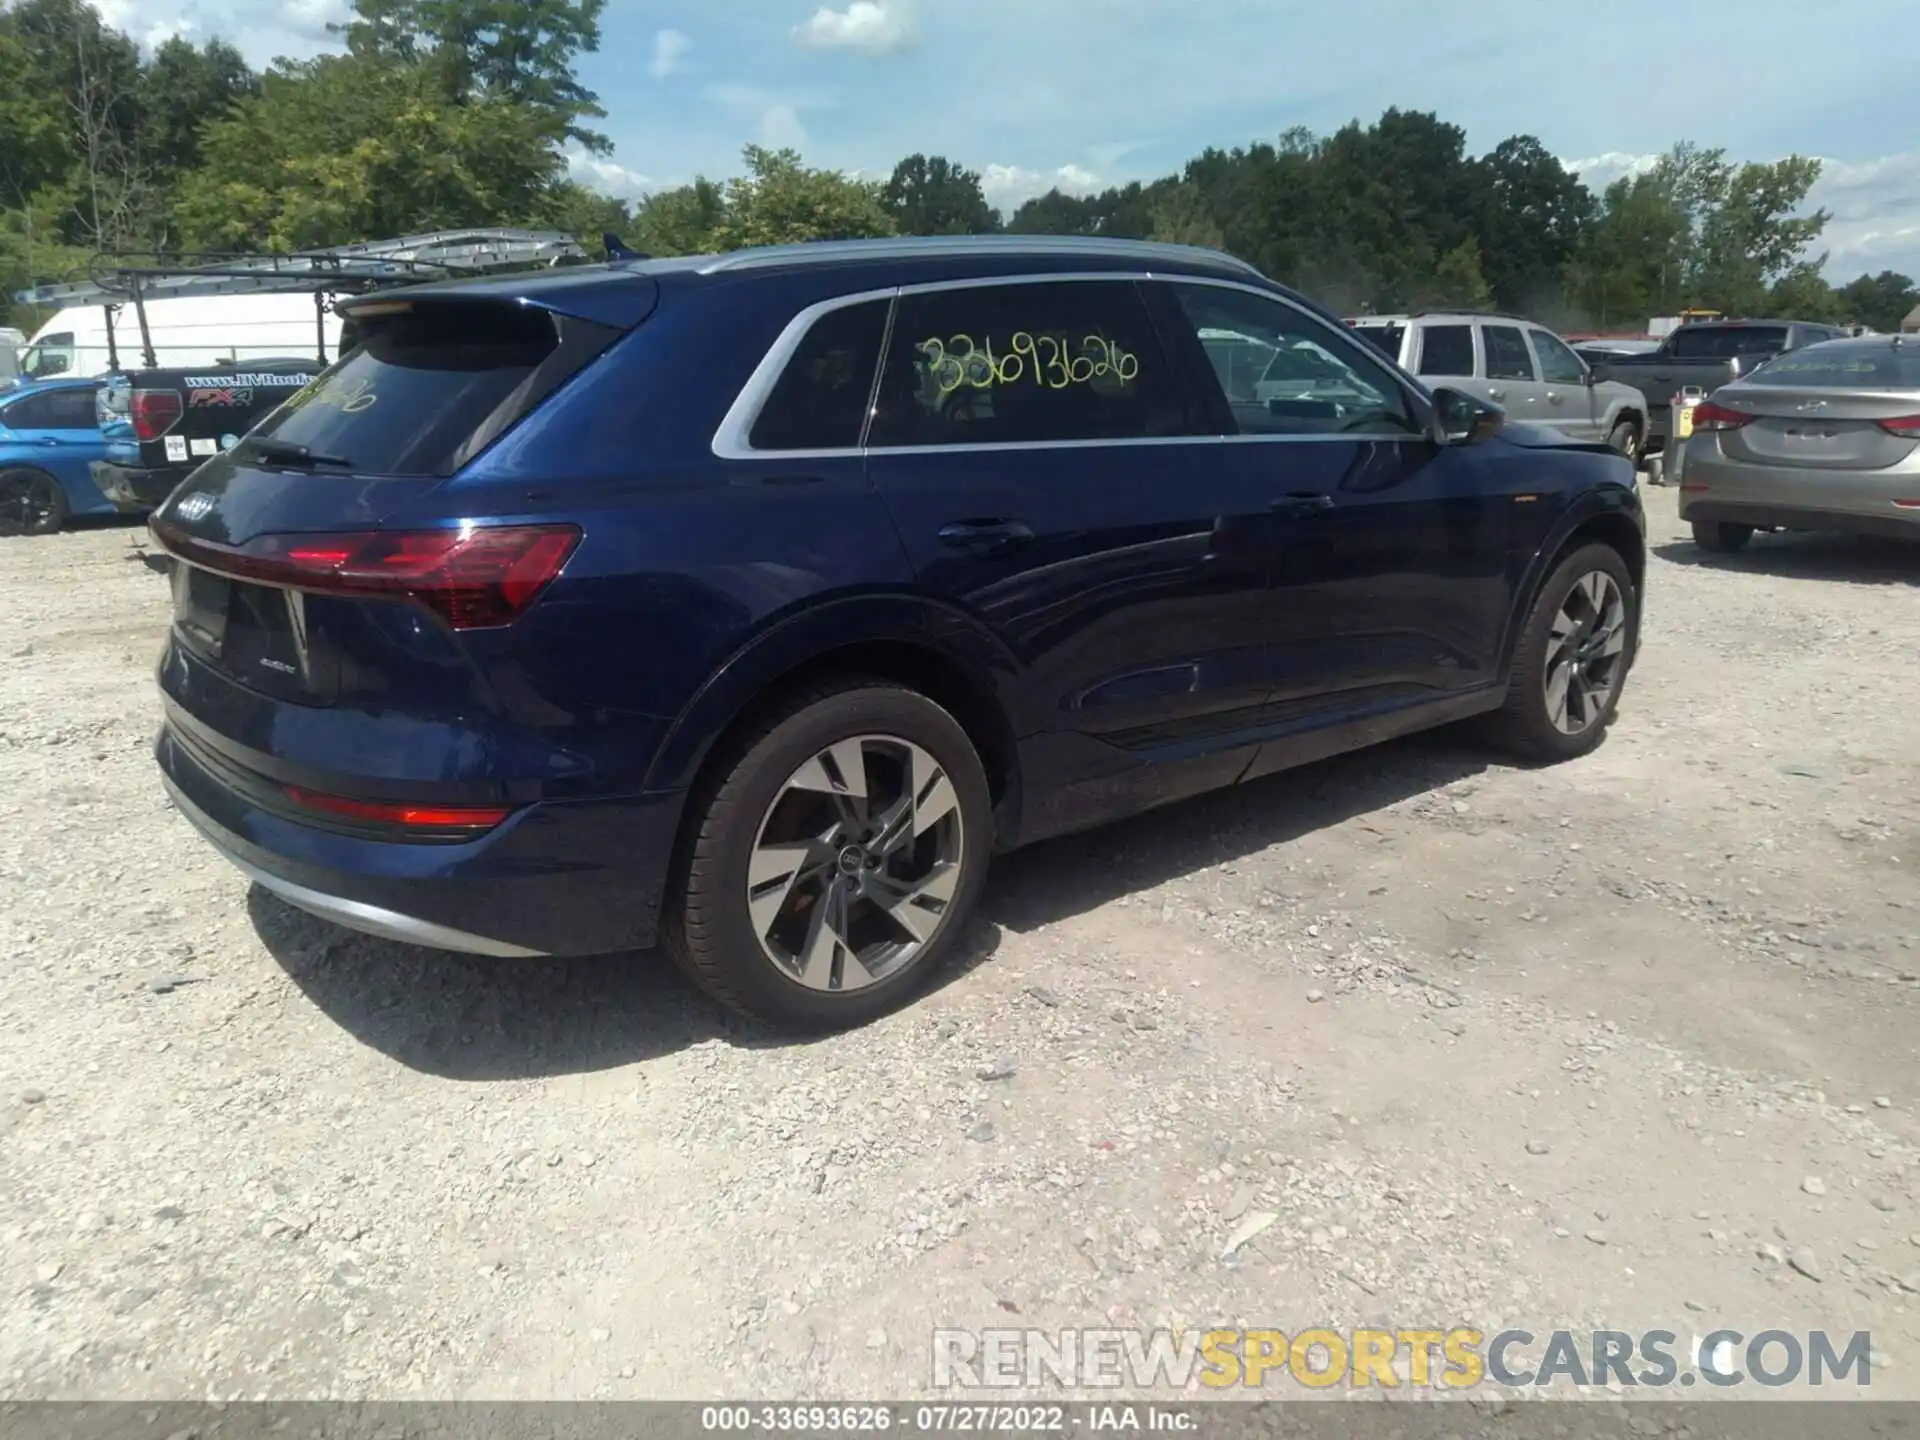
[3,0,1914,337]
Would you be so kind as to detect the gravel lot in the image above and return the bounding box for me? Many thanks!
[3,486,1919,1403]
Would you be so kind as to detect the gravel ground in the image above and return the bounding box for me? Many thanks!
[3,486,1919,1404]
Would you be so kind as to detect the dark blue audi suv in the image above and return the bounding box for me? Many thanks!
[149,235,1645,1030]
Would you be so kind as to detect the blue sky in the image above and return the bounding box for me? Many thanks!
[87,0,1920,282]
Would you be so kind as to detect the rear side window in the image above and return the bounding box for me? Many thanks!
[1482,325,1536,381]
[1667,325,1789,359]
[749,299,888,451]
[868,280,1190,447]
[41,389,96,428]
[1416,325,1475,377]
[1747,346,1920,387]
[247,302,608,476]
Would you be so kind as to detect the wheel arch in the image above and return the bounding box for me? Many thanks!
[645,593,1026,844]
[1499,490,1646,680]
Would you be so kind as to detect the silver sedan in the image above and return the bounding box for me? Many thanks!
[1676,336,1920,552]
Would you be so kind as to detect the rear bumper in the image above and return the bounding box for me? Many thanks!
[156,715,687,958]
[91,460,190,513]
[1677,445,1920,539]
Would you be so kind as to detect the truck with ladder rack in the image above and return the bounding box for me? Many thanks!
[10,230,595,519]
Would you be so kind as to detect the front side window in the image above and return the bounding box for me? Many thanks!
[868,280,1189,448]
[1167,282,1420,437]
[1416,324,1475,378]
[749,298,888,451]
[1482,325,1537,381]
[0,394,51,429]
[1531,329,1587,385]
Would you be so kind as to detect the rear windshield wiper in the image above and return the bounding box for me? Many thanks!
[243,437,355,469]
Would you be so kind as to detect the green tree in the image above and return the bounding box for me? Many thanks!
[1836,270,1918,333]
[1766,267,1841,322]
[708,146,894,250]
[883,154,998,235]
[173,53,567,250]
[1467,136,1594,315]
[1418,239,1494,310]
[1693,155,1829,314]
[1005,187,1101,235]
[627,178,726,255]
[335,0,609,151]
[1147,182,1224,250]
[138,37,258,181]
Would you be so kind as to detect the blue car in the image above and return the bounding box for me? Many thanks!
[0,377,111,535]
[147,236,1645,1030]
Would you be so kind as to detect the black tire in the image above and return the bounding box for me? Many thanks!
[665,680,994,1031]
[1606,418,1641,462]
[1485,542,1638,763]
[0,467,68,537]
[1692,519,1754,553]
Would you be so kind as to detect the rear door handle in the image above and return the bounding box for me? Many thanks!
[1486,387,1505,401]
[938,518,1034,552]
[35,437,60,447]
[1272,492,1335,518]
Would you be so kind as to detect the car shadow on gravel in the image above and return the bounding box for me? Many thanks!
[245,884,1006,1081]
[1654,534,1919,586]
[984,729,1493,934]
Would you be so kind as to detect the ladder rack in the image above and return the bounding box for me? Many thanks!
[11,229,590,308]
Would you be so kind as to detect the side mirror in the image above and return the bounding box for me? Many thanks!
[1430,386,1504,446]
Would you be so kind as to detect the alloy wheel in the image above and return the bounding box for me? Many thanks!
[0,473,57,536]
[745,734,965,992]
[1544,571,1628,736]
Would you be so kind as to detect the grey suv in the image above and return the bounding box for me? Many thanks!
[1351,312,1648,461]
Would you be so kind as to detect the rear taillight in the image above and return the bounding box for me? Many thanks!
[284,786,511,832]
[1690,400,1754,432]
[1876,415,1920,438]
[131,388,183,441]
[149,522,580,630]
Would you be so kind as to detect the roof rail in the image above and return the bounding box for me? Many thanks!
[12,229,589,308]
[696,233,1266,279]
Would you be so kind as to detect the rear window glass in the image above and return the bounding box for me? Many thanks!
[1666,325,1790,359]
[1352,324,1405,361]
[1747,346,1920,388]
[246,303,562,476]
[750,299,888,450]
[1417,325,1474,377]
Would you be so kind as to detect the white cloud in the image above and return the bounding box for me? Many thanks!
[1811,153,1920,280]
[790,0,918,56]
[1562,151,1663,189]
[979,162,1103,214]
[567,150,654,202]
[650,28,691,79]
[275,0,350,42]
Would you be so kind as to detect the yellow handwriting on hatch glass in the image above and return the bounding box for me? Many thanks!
[918,332,1140,397]
[286,374,378,415]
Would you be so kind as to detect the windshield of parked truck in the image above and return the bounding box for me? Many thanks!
[1666,325,1790,360]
